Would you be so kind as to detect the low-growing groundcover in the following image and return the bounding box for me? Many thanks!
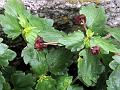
[0,0,120,90]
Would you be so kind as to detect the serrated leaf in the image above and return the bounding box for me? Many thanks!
[57,75,72,90]
[3,82,11,90]
[59,31,84,52]
[90,37,119,53]
[0,14,21,39]
[0,43,8,55]
[21,46,48,75]
[0,43,16,66]
[106,65,120,90]
[109,55,120,70]
[22,46,73,75]
[11,71,35,90]
[35,75,56,90]
[78,49,105,86]
[67,85,84,90]
[46,48,73,75]
[80,4,106,35]
[39,27,66,42]
[106,27,120,42]
[0,72,5,90]
[4,0,27,17]
[1,66,15,81]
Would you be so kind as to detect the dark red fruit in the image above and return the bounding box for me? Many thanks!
[74,14,86,25]
[90,46,100,55]
[34,36,47,50]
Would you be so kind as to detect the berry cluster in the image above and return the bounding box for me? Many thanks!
[34,36,47,51]
[90,46,100,55]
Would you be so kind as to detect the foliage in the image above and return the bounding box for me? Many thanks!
[0,0,120,90]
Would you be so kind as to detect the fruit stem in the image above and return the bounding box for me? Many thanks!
[44,42,59,45]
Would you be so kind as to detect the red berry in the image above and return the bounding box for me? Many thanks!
[74,14,86,25]
[90,46,100,55]
[34,36,47,50]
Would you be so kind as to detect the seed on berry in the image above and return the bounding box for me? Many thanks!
[74,14,86,25]
[90,46,100,55]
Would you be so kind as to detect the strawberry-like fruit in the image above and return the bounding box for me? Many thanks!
[90,46,100,55]
[74,14,86,25]
[34,36,47,50]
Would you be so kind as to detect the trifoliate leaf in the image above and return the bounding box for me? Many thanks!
[80,4,106,35]
[0,72,5,90]
[35,75,56,90]
[78,49,105,86]
[109,55,120,70]
[90,37,119,53]
[106,65,120,90]
[11,71,35,90]
[57,75,72,90]
[106,27,120,42]
[59,31,84,52]
[0,14,21,39]
[0,42,16,66]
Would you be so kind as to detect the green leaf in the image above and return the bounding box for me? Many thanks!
[59,31,84,52]
[106,65,120,90]
[57,75,72,90]
[21,46,48,75]
[35,75,56,90]
[0,72,5,90]
[106,27,120,42]
[0,14,21,39]
[1,66,15,81]
[4,0,28,17]
[0,38,3,42]
[78,49,105,86]
[109,55,120,70]
[0,43,8,55]
[0,42,16,66]
[67,85,84,90]
[39,27,66,42]
[80,4,106,35]
[90,37,119,53]
[22,46,73,75]
[46,48,73,75]
[3,82,11,90]
[11,71,35,90]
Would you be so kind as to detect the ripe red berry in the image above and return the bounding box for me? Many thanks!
[74,14,86,25]
[34,36,47,50]
[90,46,100,55]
